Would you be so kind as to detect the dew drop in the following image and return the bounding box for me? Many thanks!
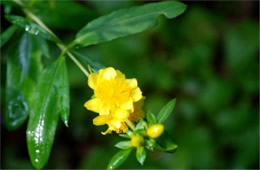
[35,159,39,162]
[36,149,40,153]
[25,26,30,31]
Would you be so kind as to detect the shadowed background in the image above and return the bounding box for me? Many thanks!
[1,0,259,169]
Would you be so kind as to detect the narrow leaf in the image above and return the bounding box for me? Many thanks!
[0,25,17,47]
[6,15,59,42]
[155,131,178,153]
[147,110,157,125]
[57,58,70,127]
[26,56,68,168]
[74,1,187,47]
[115,141,132,149]
[157,99,176,123]
[5,33,42,130]
[107,149,132,170]
[72,51,105,72]
[136,147,146,165]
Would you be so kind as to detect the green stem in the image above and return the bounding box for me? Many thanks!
[12,0,90,77]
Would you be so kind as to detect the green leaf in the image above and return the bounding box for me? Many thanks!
[72,51,105,72]
[147,110,157,125]
[155,131,178,153]
[6,15,59,42]
[74,1,187,47]
[115,141,132,149]
[107,149,132,170]
[34,36,50,58]
[27,56,68,168]
[5,33,42,130]
[157,98,176,123]
[0,25,17,47]
[136,146,146,165]
[57,57,70,127]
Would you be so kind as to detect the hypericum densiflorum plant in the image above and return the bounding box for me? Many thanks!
[2,0,186,169]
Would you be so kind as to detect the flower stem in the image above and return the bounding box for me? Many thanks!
[126,119,135,131]
[12,0,90,77]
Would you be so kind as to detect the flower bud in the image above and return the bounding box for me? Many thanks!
[146,124,164,139]
[131,135,144,147]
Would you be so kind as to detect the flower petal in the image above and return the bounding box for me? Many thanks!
[113,109,129,121]
[93,115,111,126]
[121,99,134,111]
[84,98,102,113]
[88,72,98,89]
[131,87,142,102]
[101,67,117,80]
[101,128,112,135]
[127,78,137,88]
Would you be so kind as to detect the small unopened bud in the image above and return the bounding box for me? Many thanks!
[147,124,164,139]
[131,135,144,147]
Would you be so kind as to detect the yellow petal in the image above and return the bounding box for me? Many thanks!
[110,119,122,129]
[121,99,134,111]
[116,70,125,79]
[101,128,112,135]
[88,72,98,89]
[127,79,137,88]
[131,87,142,102]
[84,98,101,113]
[93,115,111,126]
[101,67,117,80]
[113,109,129,121]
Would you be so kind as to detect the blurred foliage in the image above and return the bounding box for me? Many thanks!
[1,0,259,169]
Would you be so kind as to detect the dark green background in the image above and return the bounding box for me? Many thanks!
[1,0,259,169]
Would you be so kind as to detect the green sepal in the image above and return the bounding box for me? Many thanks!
[136,146,146,165]
[134,129,146,136]
[115,141,132,150]
[107,149,132,170]
[119,134,130,139]
[157,98,176,123]
[135,119,147,130]
[145,139,156,151]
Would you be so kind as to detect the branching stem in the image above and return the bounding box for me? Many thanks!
[12,0,90,77]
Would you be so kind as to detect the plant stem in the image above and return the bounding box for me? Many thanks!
[126,119,135,131]
[12,0,90,77]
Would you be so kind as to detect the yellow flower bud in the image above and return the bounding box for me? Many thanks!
[147,124,164,139]
[131,135,144,147]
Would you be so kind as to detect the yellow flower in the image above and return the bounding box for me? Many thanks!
[84,67,143,134]
[146,124,164,139]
